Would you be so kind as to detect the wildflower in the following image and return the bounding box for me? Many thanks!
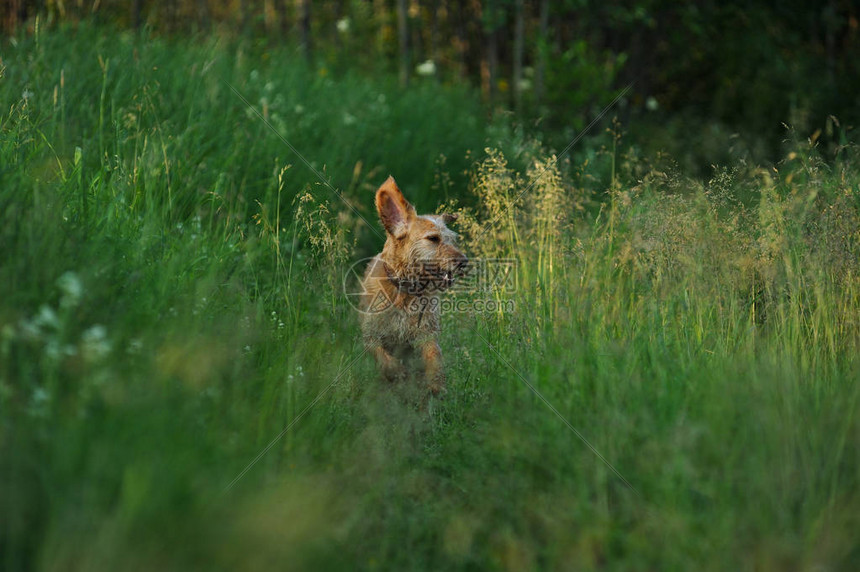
[336,18,350,33]
[45,341,77,361]
[416,60,436,76]
[35,305,60,330]
[57,271,83,308]
[32,387,50,404]
[81,325,111,363]
[28,386,51,419]
[22,88,34,101]
[646,96,659,111]
[517,78,532,91]
[123,112,138,129]
[45,340,60,360]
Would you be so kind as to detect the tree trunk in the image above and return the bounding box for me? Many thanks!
[239,0,249,34]
[275,0,289,35]
[513,0,524,111]
[299,0,311,63]
[487,28,497,103]
[196,0,211,32]
[535,0,549,105]
[429,0,439,80]
[132,0,143,29]
[411,1,422,69]
[166,0,177,31]
[823,0,838,85]
[4,0,17,35]
[483,0,499,104]
[397,0,410,86]
[454,0,469,80]
[333,0,342,52]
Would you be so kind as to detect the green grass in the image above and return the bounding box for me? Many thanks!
[2,24,860,571]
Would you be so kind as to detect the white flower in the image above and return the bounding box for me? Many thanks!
[517,78,532,91]
[646,96,659,111]
[32,387,50,404]
[45,340,61,360]
[44,341,75,361]
[81,325,111,363]
[29,386,51,418]
[22,88,34,101]
[35,305,60,330]
[336,18,350,33]
[57,271,83,308]
[416,60,436,76]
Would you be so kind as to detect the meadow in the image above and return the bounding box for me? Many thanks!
[2,25,859,571]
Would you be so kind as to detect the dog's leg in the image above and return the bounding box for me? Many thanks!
[370,344,406,382]
[420,340,446,395]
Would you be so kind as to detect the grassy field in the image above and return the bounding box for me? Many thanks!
[2,25,860,571]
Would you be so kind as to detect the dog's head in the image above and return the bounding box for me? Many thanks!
[375,176,468,293]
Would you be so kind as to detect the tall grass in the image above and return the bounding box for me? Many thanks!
[2,24,859,571]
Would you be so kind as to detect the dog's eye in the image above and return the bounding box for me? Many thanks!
[426,235,441,243]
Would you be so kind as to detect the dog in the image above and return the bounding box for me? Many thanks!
[359,176,468,395]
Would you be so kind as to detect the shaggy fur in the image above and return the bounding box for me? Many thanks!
[359,176,468,395]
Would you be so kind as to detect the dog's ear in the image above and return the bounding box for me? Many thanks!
[375,176,415,238]
[441,212,458,225]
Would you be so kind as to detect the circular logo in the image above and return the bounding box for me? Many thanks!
[342,257,394,314]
